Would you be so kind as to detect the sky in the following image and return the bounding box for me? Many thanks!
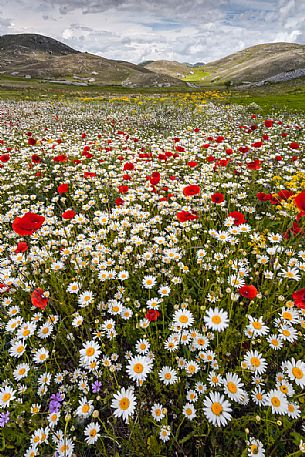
[0,0,304,64]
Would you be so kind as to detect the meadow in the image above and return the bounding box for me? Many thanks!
[0,91,304,456]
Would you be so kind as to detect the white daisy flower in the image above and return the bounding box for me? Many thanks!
[84,422,101,445]
[111,387,136,423]
[159,366,178,385]
[183,403,197,420]
[265,389,288,415]
[286,359,305,387]
[204,307,229,332]
[151,403,165,422]
[0,386,16,408]
[203,391,232,427]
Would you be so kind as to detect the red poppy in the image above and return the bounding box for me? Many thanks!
[294,190,305,211]
[12,212,45,236]
[275,155,283,161]
[57,183,69,194]
[53,154,68,163]
[31,288,48,310]
[0,154,10,162]
[290,142,299,149]
[292,288,305,309]
[264,119,273,128]
[149,172,161,186]
[118,185,129,194]
[247,159,261,170]
[175,145,185,152]
[239,285,258,300]
[84,172,96,178]
[228,211,246,226]
[31,154,41,163]
[28,137,37,146]
[145,309,160,321]
[183,185,200,197]
[123,162,135,171]
[62,210,76,220]
[177,211,198,222]
[115,197,124,206]
[187,161,198,167]
[15,241,28,253]
[211,193,224,204]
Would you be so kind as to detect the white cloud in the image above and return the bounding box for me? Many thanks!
[1,0,304,63]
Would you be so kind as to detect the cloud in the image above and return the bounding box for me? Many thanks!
[1,0,305,63]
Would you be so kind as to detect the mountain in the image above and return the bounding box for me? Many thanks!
[142,60,192,78]
[202,42,305,85]
[0,33,184,87]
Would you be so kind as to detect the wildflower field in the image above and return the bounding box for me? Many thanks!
[0,93,305,457]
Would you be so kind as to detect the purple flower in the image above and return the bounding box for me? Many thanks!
[0,412,10,427]
[92,380,102,393]
[49,392,63,413]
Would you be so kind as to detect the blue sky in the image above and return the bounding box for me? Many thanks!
[0,0,304,63]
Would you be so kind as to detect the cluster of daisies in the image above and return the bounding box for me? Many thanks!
[0,97,304,457]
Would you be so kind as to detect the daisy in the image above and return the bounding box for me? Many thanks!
[111,387,136,423]
[247,437,265,457]
[78,290,94,307]
[287,402,301,419]
[223,372,244,402]
[243,350,267,374]
[159,425,171,442]
[208,371,223,387]
[72,314,83,327]
[251,386,266,406]
[286,359,305,387]
[135,339,150,354]
[185,360,200,376]
[158,285,171,297]
[0,386,16,408]
[142,275,156,289]
[118,270,129,280]
[33,348,49,364]
[37,322,54,339]
[151,403,165,422]
[246,316,269,337]
[203,391,232,427]
[187,389,198,402]
[9,340,26,358]
[66,282,80,294]
[56,437,75,457]
[173,308,194,328]
[126,355,153,384]
[183,403,197,420]
[48,411,60,428]
[84,422,101,445]
[159,366,178,385]
[75,397,94,418]
[265,389,288,415]
[204,307,229,332]
[13,363,30,381]
[279,325,298,343]
[267,334,283,350]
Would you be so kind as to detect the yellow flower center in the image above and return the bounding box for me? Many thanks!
[250,357,261,367]
[282,312,292,320]
[292,367,303,379]
[17,346,24,353]
[211,402,223,416]
[271,397,281,407]
[86,347,95,357]
[282,329,290,337]
[3,393,11,402]
[227,382,237,394]
[119,397,130,410]
[165,373,172,380]
[185,408,192,415]
[250,444,258,454]
[211,315,221,324]
[82,404,90,413]
[179,315,189,323]
[253,322,262,330]
[133,363,144,374]
[90,429,97,437]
